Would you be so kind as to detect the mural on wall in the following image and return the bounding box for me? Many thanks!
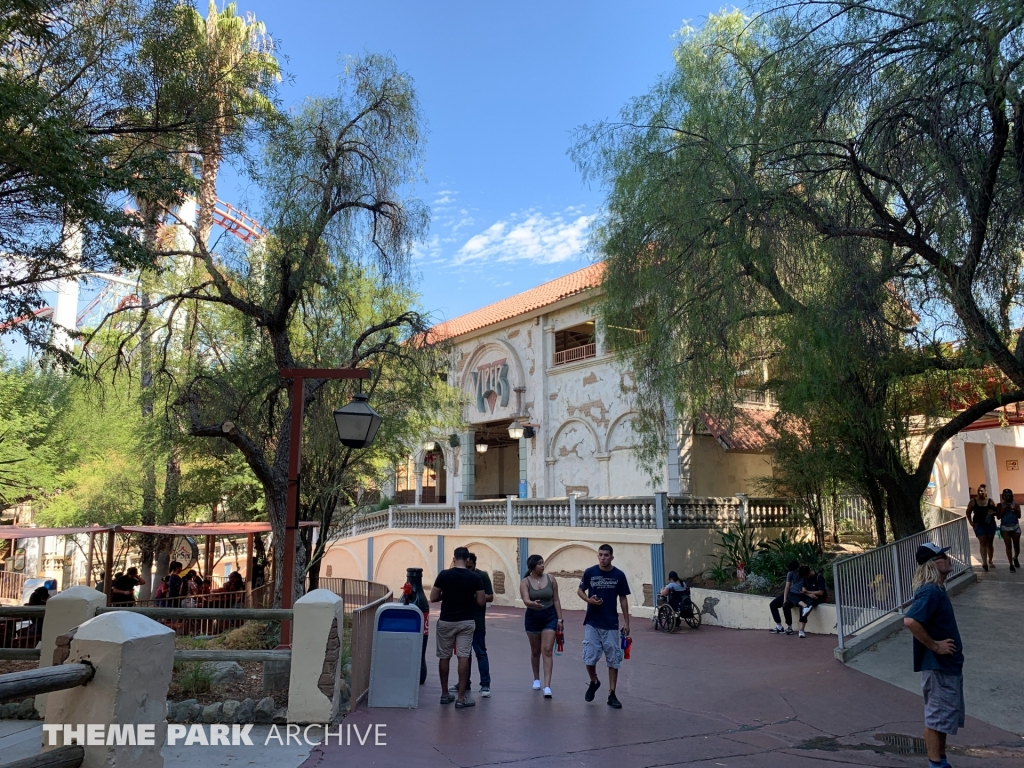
[472,359,510,413]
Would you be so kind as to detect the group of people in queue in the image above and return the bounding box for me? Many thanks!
[966,484,1021,571]
[429,544,632,710]
[98,562,247,606]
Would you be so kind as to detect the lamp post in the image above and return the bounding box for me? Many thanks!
[279,368,377,641]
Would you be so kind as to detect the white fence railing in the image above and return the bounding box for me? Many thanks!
[833,512,971,649]
[345,495,816,533]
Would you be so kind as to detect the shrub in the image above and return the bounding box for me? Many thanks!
[175,662,213,697]
[712,519,759,571]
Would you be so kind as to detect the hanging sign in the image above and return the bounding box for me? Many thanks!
[171,536,199,570]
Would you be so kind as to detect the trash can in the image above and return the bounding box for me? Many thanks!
[368,603,424,708]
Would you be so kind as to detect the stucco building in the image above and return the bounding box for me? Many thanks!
[386,263,776,507]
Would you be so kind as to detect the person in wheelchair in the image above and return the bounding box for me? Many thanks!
[659,572,689,610]
[655,571,701,631]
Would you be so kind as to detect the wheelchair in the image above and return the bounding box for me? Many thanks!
[653,589,701,632]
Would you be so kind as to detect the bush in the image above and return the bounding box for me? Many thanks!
[747,532,823,583]
[711,519,759,571]
[736,573,773,595]
[175,662,213,697]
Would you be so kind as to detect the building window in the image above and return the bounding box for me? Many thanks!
[553,322,596,366]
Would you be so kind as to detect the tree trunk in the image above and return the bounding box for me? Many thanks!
[197,143,221,249]
[864,477,888,546]
[881,479,927,540]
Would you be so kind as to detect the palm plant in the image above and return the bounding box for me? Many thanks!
[187,1,280,246]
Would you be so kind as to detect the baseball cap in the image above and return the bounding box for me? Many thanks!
[915,542,950,565]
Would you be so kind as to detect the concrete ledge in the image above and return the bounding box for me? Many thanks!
[690,587,836,634]
[834,571,978,663]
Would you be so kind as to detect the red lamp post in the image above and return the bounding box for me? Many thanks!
[279,368,377,639]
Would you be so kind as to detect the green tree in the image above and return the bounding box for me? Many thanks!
[0,0,212,354]
[99,54,446,605]
[574,11,1024,538]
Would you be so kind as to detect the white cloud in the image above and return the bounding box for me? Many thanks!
[452,209,595,266]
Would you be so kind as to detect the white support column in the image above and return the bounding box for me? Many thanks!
[288,589,346,724]
[36,586,106,717]
[51,226,81,353]
[43,611,174,768]
[414,461,423,507]
[983,441,1000,498]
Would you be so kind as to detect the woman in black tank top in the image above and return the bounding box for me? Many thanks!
[519,554,563,697]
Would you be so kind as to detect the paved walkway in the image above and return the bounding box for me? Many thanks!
[309,606,1023,767]
[849,535,1024,736]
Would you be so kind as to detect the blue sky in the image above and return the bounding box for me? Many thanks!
[225,1,724,324]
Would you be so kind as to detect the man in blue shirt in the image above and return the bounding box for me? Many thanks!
[904,543,964,768]
[576,544,631,709]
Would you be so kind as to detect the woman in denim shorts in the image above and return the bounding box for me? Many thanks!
[520,555,563,698]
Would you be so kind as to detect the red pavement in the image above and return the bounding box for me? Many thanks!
[303,607,1023,767]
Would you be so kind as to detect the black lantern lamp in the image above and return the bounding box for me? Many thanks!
[334,393,383,448]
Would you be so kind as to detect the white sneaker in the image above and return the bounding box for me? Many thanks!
[801,606,812,617]
[543,687,552,698]
[532,679,541,690]
[480,686,490,697]
[798,630,806,638]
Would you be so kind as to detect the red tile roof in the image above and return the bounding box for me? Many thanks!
[429,263,605,341]
[701,407,778,452]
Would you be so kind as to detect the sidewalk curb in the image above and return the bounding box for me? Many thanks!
[834,571,977,663]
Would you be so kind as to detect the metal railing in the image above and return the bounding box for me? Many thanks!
[347,590,393,712]
[834,513,971,649]
[0,571,27,603]
[553,342,596,366]
[314,577,390,612]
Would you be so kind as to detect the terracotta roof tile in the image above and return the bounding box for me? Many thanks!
[701,407,778,452]
[429,263,605,341]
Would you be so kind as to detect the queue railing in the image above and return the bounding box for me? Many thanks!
[833,513,971,649]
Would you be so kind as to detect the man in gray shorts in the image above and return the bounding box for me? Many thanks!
[904,542,964,768]
[576,544,631,709]
[430,547,486,709]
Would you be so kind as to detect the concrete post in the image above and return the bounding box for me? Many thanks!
[43,611,174,768]
[569,493,577,527]
[36,586,106,717]
[287,589,345,724]
[454,490,462,529]
[654,492,667,529]
[506,495,514,525]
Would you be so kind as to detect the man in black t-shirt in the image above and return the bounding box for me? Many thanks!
[111,567,144,606]
[430,546,485,708]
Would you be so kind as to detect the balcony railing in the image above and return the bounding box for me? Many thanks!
[343,495,838,532]
[553,342,596,366]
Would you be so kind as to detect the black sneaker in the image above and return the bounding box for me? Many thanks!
[1016,557,1021,568]
[983,564,989,571]
[585,680,601,702]
[785,627,794,635]
[607,692,622,709]
[769,626,785,634]
[1011,565,1017,573]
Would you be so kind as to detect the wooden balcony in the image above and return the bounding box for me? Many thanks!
[553,342,596,366]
